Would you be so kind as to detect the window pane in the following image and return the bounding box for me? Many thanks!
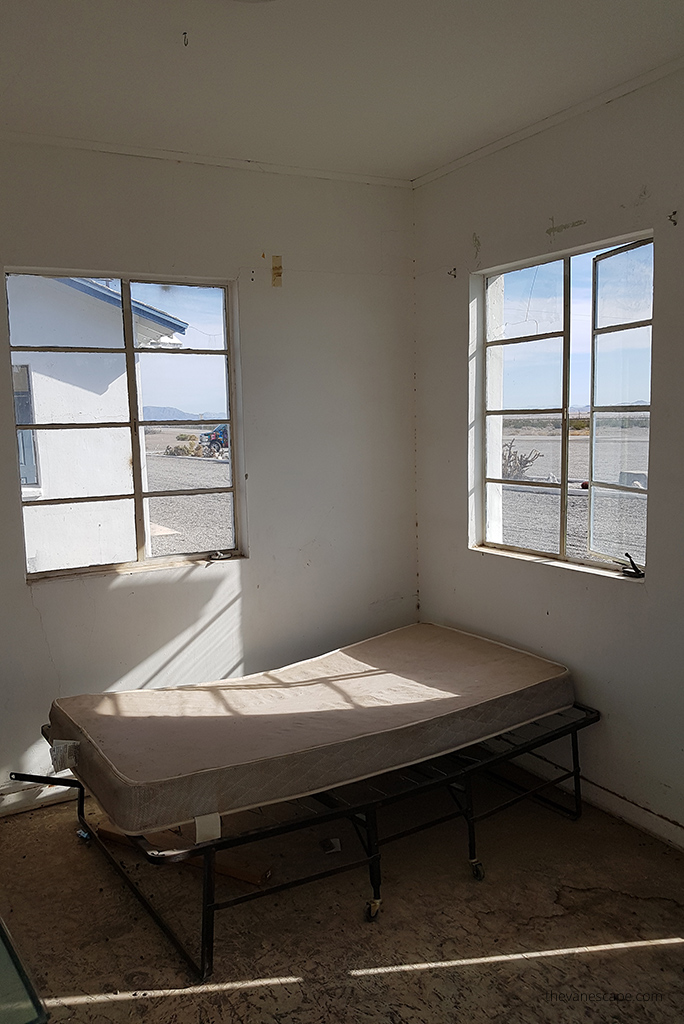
[0,925,40,1024]
[592,412,649,487]
[137,353,228,421]
[566,491,590,562]
[486,261,563,341]
[12,364,35,424]
[594,327,651,407]
[145,493,235,557]
[141,424,232,492]
[11,352,129,423]
[590,487,647,564]
[20,428,133,501]
[567,421,589,483]
[486,483,560,554]
[486,415,561,482]
[7,276,124,348]
[17,430,39,487]
[595,244,653,328]
[23,499,136,572]
[486,337,563,411]
[131,283,226,351]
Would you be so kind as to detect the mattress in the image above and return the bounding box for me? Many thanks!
[47,623,574,835]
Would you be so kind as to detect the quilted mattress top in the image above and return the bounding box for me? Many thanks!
[48,623,573,832]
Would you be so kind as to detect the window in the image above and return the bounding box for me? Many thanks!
[12,364,39,486]
[476,238,653,571]
[7,275,241,577]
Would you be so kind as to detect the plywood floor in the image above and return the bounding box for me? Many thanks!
[2,785,683,1024]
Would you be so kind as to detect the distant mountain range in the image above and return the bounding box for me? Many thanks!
[569,401,647,415]
[143,406,224,422]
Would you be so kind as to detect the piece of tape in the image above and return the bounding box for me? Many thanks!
[272,255,282,287]
[195,812,221,844]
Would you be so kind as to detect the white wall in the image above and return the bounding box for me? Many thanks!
[0,143,417,810]
[4,72,683,851]
[415,71,684,847]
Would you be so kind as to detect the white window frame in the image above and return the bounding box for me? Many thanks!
[469,234,652,573]
[7,273,247,580]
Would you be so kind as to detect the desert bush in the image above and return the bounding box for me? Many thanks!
[502,439,544,478]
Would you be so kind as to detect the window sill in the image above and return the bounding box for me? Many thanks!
[469,544,645,581]
[27,552,246,583]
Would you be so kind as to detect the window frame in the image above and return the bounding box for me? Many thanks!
[6,272,247,580]
[470,234,653,573]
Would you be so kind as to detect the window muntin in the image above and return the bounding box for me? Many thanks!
[7,275,239,577]
[481,239,653,570]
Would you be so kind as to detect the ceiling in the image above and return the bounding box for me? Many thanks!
[1,0,683,183]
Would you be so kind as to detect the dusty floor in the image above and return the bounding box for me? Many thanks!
[1,785,683,1024]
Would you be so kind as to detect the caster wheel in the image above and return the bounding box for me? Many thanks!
[470,860,485,881]
[365,898,382,921]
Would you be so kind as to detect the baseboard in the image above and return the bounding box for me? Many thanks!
[511,751,684,852]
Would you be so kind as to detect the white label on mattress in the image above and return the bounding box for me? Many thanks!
[195,812,221,844]
[50,740,79,772]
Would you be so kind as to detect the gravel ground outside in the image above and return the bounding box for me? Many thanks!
[491,434,648,564]
[142,432,648,565]
[142,427,234,556]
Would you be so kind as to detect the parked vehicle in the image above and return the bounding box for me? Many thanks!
[199,424,229,455]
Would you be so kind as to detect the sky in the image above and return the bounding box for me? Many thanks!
[86,280,229,418]
[132,282,228,418]
[487,243,653,410]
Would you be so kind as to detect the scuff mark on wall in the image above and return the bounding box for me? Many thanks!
[620,185,651,210]
[28,586,63,695]
[546,216,586,239]
[472,232,481,267]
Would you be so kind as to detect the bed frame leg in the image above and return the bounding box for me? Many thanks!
[571,730,582,820]
[464,776,485,880]
[464,776,477,859]
[363,807,382,920]
[200,848,216,980]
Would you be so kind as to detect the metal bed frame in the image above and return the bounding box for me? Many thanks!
[11,701,599,980]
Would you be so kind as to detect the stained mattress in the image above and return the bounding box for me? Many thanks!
[47,623,574,834]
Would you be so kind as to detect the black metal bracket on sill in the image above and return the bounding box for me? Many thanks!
[621,552,645,579]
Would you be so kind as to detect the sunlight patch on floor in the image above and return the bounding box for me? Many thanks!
[349,937,684,976]
[44,975,304,1007]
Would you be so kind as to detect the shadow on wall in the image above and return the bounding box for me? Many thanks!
[1,564,246,810]
[28,563,245,696]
